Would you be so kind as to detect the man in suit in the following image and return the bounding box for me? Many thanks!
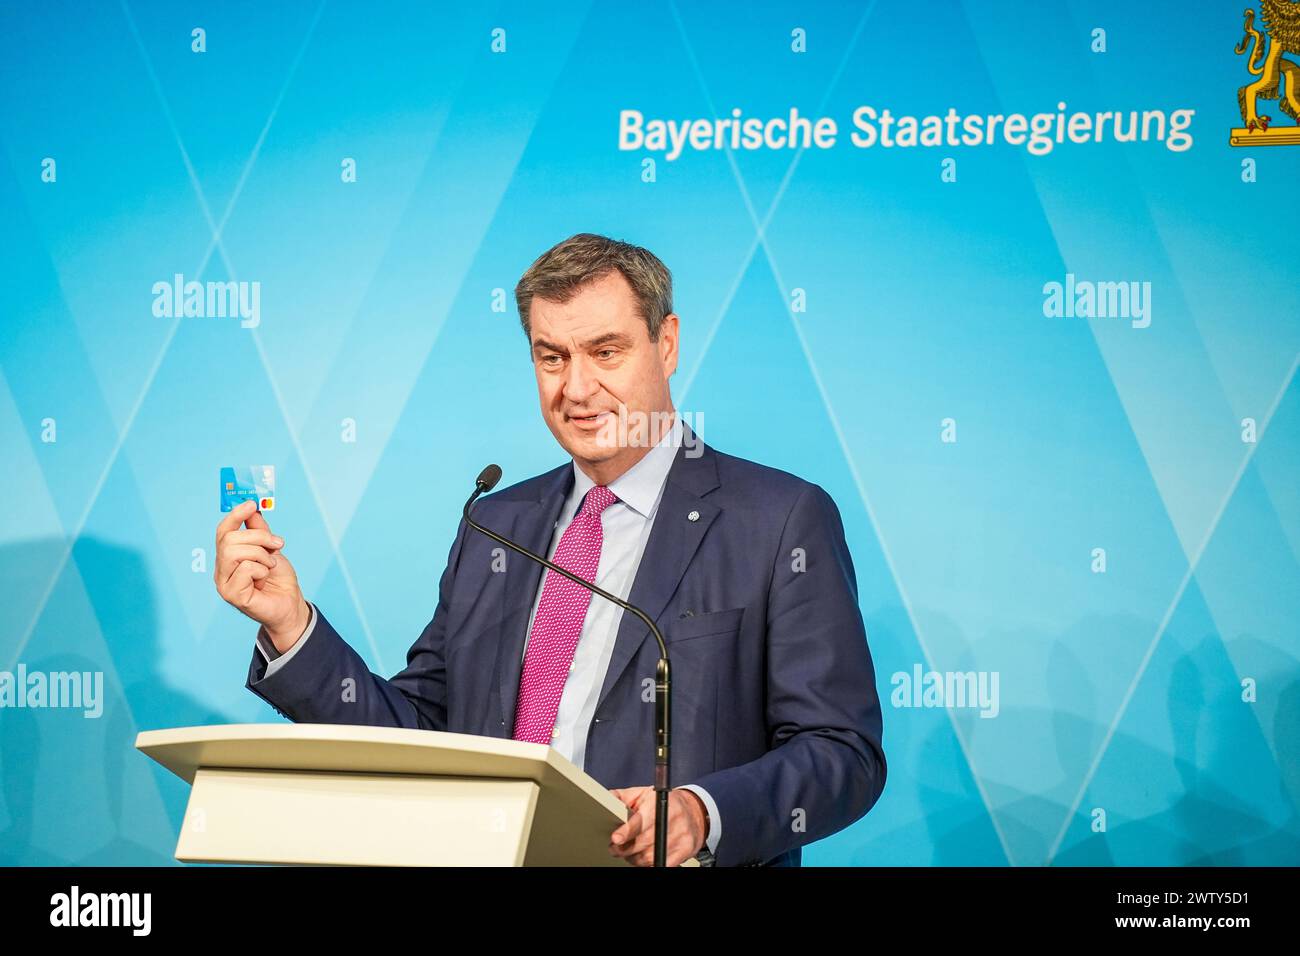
[214,233,886,866]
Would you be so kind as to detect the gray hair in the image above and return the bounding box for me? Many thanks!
[514,233,673,342]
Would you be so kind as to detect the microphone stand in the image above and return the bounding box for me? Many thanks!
[462,472,673,868]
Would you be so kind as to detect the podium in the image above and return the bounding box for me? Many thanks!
[136,723,686,866]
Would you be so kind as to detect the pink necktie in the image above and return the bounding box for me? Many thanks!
[512,485,619,744]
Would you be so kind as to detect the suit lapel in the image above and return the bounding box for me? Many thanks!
[494,464,572,730]
[593,425,721,717]
[492,423,723,730]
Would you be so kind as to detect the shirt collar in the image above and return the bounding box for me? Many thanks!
[570,413,683,519]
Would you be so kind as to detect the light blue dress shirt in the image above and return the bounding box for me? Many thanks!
[255,412,721,861]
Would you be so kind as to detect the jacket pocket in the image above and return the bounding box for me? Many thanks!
[665,607,745,644]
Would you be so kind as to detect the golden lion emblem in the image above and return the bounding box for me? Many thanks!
[1235,0,1300,138]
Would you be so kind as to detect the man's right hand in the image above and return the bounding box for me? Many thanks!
[215,500,310,653]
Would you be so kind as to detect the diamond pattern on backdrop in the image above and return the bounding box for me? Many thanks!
[0,0,1296,866]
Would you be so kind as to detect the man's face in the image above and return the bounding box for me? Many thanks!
[529,270,679,483]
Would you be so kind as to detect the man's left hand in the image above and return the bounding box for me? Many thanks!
[608,786,707,866]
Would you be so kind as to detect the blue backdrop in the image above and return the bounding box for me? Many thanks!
[2,0,1298,866]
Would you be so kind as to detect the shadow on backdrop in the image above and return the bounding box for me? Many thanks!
[0,537,230,865]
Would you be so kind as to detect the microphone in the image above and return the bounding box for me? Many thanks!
[462,464,674,868]
[475,463,502,494]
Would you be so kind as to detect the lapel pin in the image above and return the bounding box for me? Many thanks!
[687,510,700,522]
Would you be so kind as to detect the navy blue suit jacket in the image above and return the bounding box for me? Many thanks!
[246,424,887,866]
